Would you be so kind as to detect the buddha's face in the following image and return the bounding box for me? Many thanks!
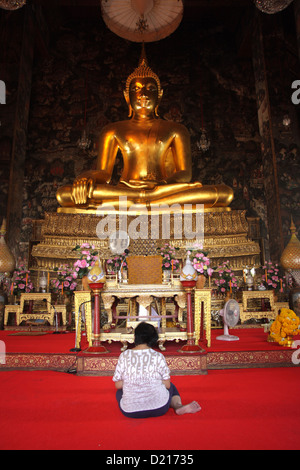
[129,77,159,117]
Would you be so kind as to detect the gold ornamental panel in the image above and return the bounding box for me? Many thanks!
[30,209,261,273]
[74,291,93,348]
[194,289,212,348]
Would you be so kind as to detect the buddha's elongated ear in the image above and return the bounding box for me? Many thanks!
[123,89,133,118]
[155,89,163,117]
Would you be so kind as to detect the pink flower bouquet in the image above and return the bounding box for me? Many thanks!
[72,243,99,278]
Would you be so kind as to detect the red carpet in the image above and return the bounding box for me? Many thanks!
[0,367,299,450]
[209,327,300,351]
[2,328,299,354]
[1,330,77,354]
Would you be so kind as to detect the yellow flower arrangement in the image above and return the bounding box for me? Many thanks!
[270,308,300,346]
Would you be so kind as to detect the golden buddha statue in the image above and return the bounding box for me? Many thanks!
[56,54,233,211]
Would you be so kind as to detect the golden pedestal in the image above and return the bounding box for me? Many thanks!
[30,209,261,272]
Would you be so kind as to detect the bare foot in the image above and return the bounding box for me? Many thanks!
[175,401,201,415]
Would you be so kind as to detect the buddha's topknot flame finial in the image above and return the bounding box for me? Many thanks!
[125,43,162,97]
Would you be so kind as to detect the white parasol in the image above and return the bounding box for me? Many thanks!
[100,0,184,43]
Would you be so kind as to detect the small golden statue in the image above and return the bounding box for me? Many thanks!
[57,51,233,211]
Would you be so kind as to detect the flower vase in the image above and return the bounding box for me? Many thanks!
[196,275,206,289]
[122,270,128,283]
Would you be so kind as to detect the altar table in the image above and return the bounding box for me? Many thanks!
[4,293,67,327]
[239,290,288,323]
[74,283,212,351]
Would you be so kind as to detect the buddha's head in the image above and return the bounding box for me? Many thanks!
[124,53,163,117]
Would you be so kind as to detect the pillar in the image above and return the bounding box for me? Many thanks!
[252,11,284,262]
[6,6,35,259]
[295,0,300,60]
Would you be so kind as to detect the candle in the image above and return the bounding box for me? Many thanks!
[62,283,64,295]
[10,282,13,295]
[230,280,232,293]
[25,273,28,286]
[280,279,283,292]
[265,269,268,281]
[47,272,50,288]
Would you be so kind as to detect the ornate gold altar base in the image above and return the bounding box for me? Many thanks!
[31,208,261,272]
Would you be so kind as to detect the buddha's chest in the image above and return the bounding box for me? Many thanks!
[118,121,170,154]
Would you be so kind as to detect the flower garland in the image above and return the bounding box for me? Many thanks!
[72,243,98,279]
[260,261,286,292]
[269,308,300,346]
[11,263,34,296]
[157,243,180,271]
[188,244,213,278]
[214,260,238,293]
[51,264,77,295]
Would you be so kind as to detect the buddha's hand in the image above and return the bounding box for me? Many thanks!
[71,177,95,205]
[121,179,157,190]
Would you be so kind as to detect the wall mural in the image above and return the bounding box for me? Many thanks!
[16,16,299,262]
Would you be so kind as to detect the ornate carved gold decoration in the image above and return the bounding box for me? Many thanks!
[74,291,92,349]
[0,218,15,277]
[280,218,300,270]
[194,288,212,348]
[30,209,261,273]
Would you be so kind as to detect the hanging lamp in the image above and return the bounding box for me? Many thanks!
[197,65,210,153]
[254,0,294,14]
[0,0,26,10]
[77,70,91,150]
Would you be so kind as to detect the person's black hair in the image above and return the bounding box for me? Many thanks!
[134,322,159,348]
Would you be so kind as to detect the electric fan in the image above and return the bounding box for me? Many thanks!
[216,299,240,341]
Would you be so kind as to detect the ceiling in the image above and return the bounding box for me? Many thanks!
[29,0,255,31]
[1,0,296,59]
